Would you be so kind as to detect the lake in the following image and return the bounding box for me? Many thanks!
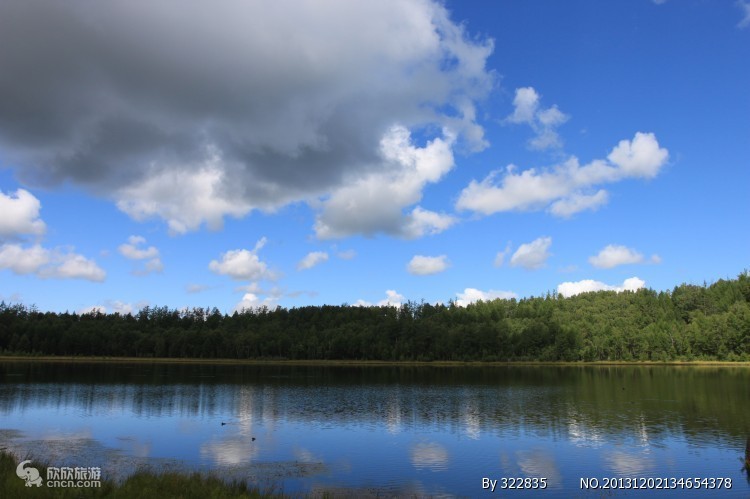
[1,361,749,497]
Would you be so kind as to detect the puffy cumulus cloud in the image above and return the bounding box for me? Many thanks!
[589,245,646,269]
[314,126,459,239]
[510,237,552,270]
[118,236,158,260]
[118,235,163,274]
[53,253,107,281]
[233,284,292,312]
[407,255,450,275]
[0,189,46,238]
[116,161,253,235]
[739,1,750,28]
[233,292,277,313]
[557,277,646,298]
[505,87,569,150]
[455,288,517,307]
[355,290,406,307]
[588,244,662,269]
[0,244,48,275]
[209,237,275,281]
[456,132,668,217]
[0,243,106,281]
[0,0,494,236]
[297,251,329,270]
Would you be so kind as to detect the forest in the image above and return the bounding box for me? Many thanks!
[1,272,748,362]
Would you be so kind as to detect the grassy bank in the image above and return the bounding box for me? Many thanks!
[1,354,750,367]
[0,450,275,498]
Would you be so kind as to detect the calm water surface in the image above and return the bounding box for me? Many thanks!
[1,362,749,497]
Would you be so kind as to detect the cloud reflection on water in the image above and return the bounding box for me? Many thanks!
[410,441,449,471]
[516,448,562,489]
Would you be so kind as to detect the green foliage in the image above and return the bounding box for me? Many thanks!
[1,272,748,362]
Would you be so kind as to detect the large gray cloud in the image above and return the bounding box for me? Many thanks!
[0,0,494,235]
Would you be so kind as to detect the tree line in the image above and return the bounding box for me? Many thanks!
[1,272,748,362]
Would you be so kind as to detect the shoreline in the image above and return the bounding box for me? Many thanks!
[1,355,749,367]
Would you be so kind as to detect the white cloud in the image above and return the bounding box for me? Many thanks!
[232,282,291,312]
[355,289,405,307]
[456,132,668,217]
[78,305,106,315]
[234,282,265,294]
[314,125,459,239]
[738,1,750,28]
[118,236,158,260]
[557,276,646,298]
[117,163,253,235]
[140,258,164,274]
[505,87,569,150]
[118,235,162,274]
[0,189,46,238]
[336,249,356,260]
[407,255,450,275]
[510,237,552,270]
[494,242,511,268]
[186,283,210,294]
[549,190,608,218]
[78,300,145,315]
[209,237,274,281]
[589,244,662,269]
[0,1,493,236]
[455,288,517,307]
[233,292,277,313]
[0,243,49,274]
[49,253,107,281]
[107,300,146,315]
[297,251,329,270]
[589,244,644,268]
[402,206,458,239]
[0,243,105,281]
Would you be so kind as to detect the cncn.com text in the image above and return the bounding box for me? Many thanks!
[47,480,102,488]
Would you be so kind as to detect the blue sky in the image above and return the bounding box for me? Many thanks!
[1,0,748,314]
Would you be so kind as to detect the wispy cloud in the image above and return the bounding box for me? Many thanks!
[297,251,329,271]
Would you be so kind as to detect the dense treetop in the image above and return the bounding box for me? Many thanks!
[1,272,748,362]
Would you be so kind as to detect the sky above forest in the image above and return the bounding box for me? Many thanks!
[1,0,748,314]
